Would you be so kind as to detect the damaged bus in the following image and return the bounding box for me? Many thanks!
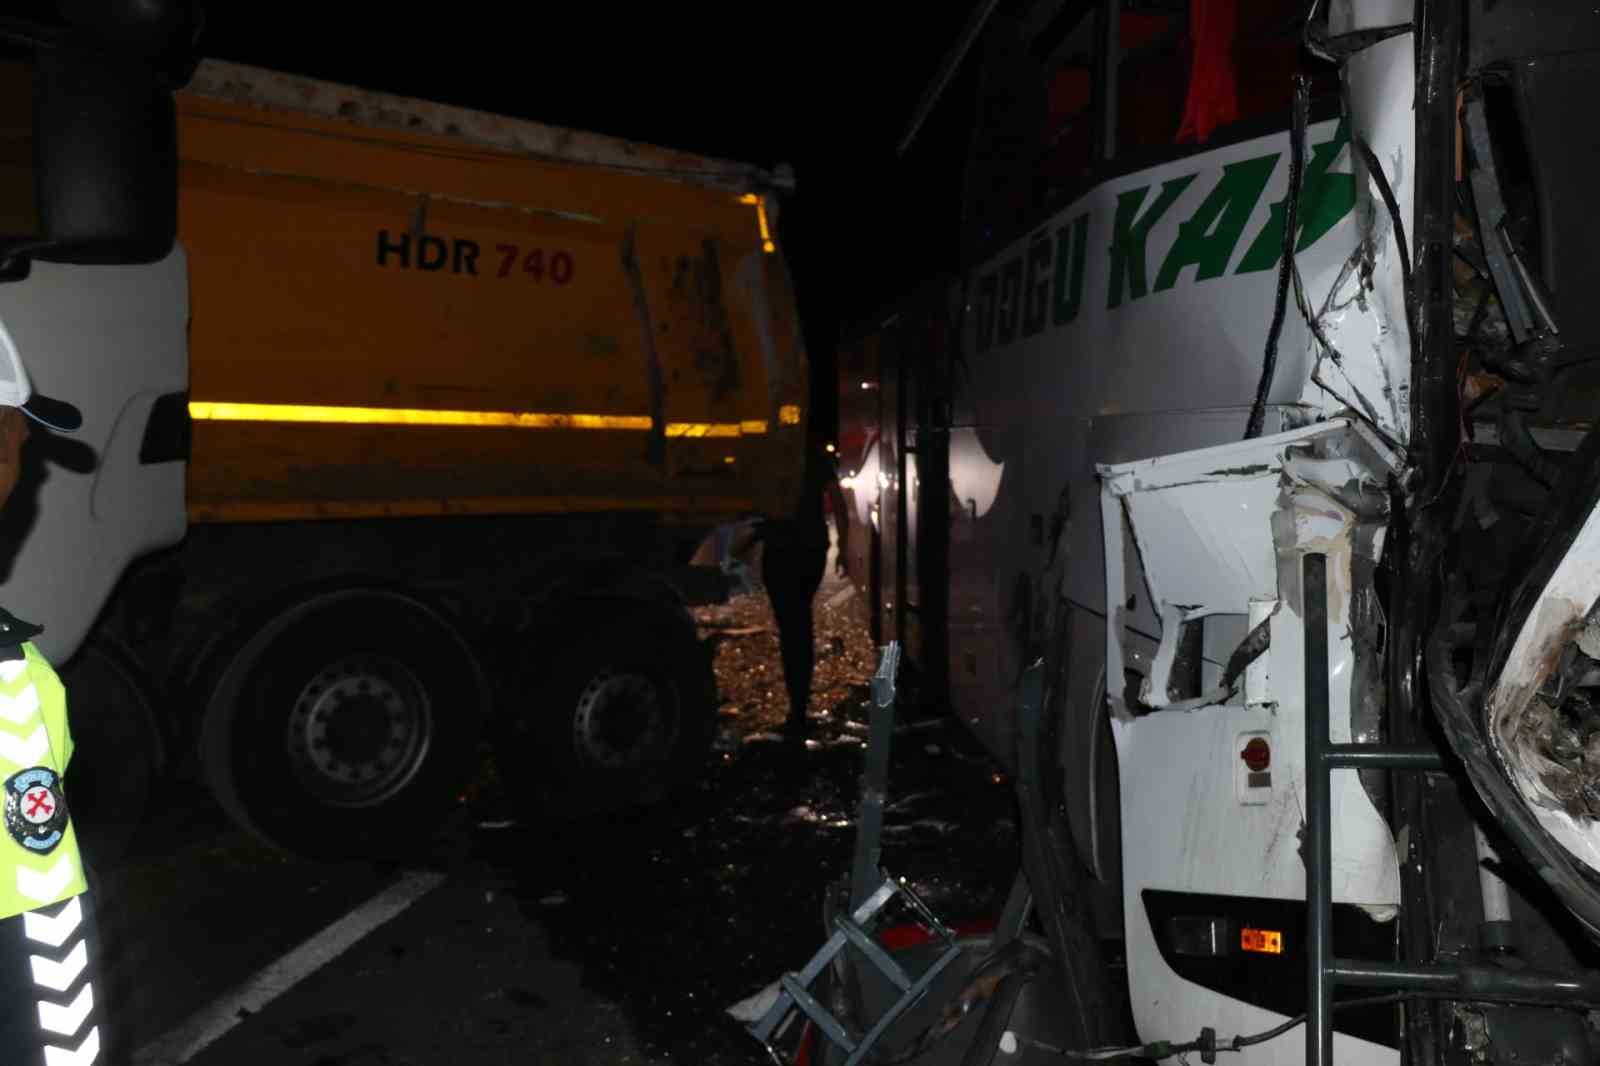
[822,0,1600,1063]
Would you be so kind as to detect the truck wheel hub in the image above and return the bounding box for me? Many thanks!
[287,654,433,807]
[572,670,675,770]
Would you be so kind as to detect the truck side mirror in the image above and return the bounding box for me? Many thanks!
[29,47,177,266]
[0,0,197,272]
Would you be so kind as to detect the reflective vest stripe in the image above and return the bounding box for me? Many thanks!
[0,646,86,919]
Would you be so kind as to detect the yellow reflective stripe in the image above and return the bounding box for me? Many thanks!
[664,423,732,438]
[189,402,653,430]
[190,402,776,437]
[664,422,770,438]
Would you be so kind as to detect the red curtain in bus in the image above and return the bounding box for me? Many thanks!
[1177,0,1239,143]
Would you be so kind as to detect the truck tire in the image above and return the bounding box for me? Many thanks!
[59,636,162,870]
[201,588,486,859]
[511,601,714,816]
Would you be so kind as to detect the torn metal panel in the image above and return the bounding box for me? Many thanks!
[1295,33,1415,447]
[1142,602,1196,710]
[1099,418,1395,714]
[1266,425,1402,912]
[1245,598,1277,709]
[1099,425,1312,633]
[1101,415,1401,936]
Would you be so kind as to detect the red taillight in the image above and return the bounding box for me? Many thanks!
[1240,737,1271,773]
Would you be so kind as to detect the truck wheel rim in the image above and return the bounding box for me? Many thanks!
[572,669,677,770]
[286,653,434,807]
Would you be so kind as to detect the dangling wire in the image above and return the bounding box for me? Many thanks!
[1354,134,1416,330]
[1245,74,1310,440]
[1047,993,1410,1060]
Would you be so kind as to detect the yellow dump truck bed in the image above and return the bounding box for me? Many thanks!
[176,61,807,524]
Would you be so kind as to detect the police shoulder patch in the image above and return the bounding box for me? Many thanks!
[4,767,68,855]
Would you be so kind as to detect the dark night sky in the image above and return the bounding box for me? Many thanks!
[197,4,981,418]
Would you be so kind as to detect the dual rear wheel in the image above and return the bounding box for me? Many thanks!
[67,588,715,863]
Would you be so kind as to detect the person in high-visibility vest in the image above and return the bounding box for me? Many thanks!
[0,328,107,1066]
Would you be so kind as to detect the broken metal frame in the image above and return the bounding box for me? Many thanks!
[852,642,903,910]
[748,642,965,1066]
[1459,84,1559,346]
[745,874,964,1066]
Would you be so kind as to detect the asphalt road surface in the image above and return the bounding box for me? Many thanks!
[86,578,1018,1066]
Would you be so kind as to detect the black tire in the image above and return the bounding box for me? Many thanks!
[59,636,162,870]
[201,588,486,859]
[510,600,714,817]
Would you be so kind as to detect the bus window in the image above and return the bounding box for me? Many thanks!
[958,0,1339,265]
[961,11,1049,264]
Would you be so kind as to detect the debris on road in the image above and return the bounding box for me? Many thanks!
[693,577,878,738]
[109,574,1018,1066]
[725,981,783,1025]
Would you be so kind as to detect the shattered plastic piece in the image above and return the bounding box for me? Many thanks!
[1509,694,1600,820]
[726,980,783,1024]
[1579,616,1600,662]
[1552,726,1585,765]
[1454,1006,1490,1059]
[694,582,876,739]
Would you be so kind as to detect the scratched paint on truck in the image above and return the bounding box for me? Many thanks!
[175,91,804,523]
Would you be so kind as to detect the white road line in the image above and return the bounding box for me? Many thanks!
[132,870,446,1065]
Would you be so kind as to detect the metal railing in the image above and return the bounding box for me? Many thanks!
[1301,552,1600,1064]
